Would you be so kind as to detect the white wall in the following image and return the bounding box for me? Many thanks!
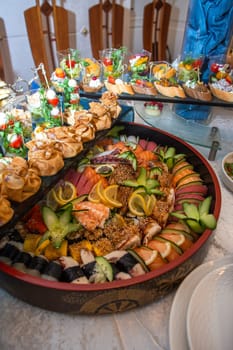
[0,0,188,84]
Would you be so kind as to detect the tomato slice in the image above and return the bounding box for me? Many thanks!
[65,59,76,68]
[24,205,47,235]
[103,58,112,66]
[108,76,116,84]
[210,63,219,73]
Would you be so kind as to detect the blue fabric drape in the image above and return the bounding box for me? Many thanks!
[182,0,233,81]
[175,0,233,122]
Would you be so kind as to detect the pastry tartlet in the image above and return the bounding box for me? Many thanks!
[131,79,157,96]
[154,78,186,98]
[209,62,233,102]
[183,81,212,101]
[104,77,134,95]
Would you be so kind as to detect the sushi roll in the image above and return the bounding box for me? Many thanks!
[27,255,49,277]
[7,227,24,242]
[60,256,89,284]
[105,250,146,277]
[0,237,8,249]
[80,249,101,283]
[110,262,131,280]
[81,249,113,283]
[41,260,63,281]
[0,241,23,265]
[12,251,33,273]
[81,260,97,281]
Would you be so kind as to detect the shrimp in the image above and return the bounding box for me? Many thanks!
[136,150,158,168]
[107,141,129,153]
[73,201,110,231]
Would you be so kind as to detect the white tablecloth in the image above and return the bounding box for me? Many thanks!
[0,106,232,350]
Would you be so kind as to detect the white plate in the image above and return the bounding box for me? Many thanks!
[169,255,233,350]
[186,263,233,350]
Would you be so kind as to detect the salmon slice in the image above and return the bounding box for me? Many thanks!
[137,150,158,167]
[134,246,167,270]
[160,232,193,251]
[73,201,110,231]
[147,238,181,262]
[76,166,108,195]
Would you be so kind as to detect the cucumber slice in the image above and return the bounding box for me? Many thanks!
[150,188,165,196]
[123,179,139,188]
[161,228,194,242]
[42,206,59,230]
[174,154,186,162]
[165,147,176,159]
[150,167,162,177]
[166,157,174,170]
[170,211,187,220]
[183,203,200,221]
[37,231,50,247]
[95,256,113,282]
[90,267,106,284]
[146,178,159,189]
[200,213,217,230]
[60,194,88,210]
[77,158,90,172]
[186,219,204,234]
[137,167,147,186]
[199,196,212,216]
[59,209,72,226]
[72,194,88,203]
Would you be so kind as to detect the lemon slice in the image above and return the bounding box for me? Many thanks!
[128,192,147,216]
[159,242,171,258]
[145,194,156,216]
[112,213,126,227]
[103,184,122,208]
[173,233,185,247]
[96,180,110,206]
[144,249,158,265]
[133,187,147,195]
[128,190,156,217]
[52,181,77,206]
[88,181,102,203]
[46,189,59,210]
[89,181,122,208]
[133,188,156,216]
[161,233,186,247]
[134,246,158,265]
[148,240,172,258]
[88,180,111,207]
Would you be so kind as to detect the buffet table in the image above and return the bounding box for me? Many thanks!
[0,105,232,350]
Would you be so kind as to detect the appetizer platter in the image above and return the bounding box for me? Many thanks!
[0,49,223,314]
[0,121,221,314]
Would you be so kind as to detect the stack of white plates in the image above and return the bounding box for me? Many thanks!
[169,255,233,350]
